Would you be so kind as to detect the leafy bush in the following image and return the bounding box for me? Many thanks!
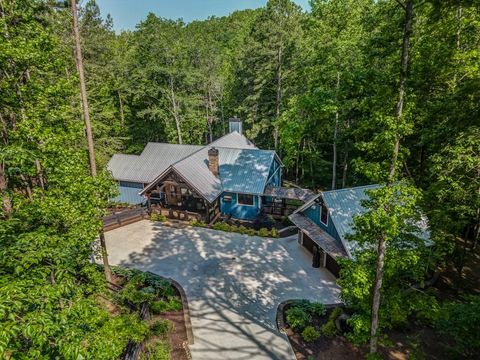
[150,319,173,336]
[345,313,371,345]
[150,213,167,222]
[190,219,207,227]
[308,302,326,316]
[118,275,156,306]
[301,326,321,342]
[286,306,311,331]
[150,297,182,314]
[140,341,170,360]
[238,225,248,234]
[270,228,279,238]
[258,227,270,237]
[321,319,338,337]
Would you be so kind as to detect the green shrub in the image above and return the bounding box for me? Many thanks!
[309,302,326,316]
[150,213,167,222]
[247,228,256,236]
[286,306,311,331]
[150,297,182,314]
[150,319,173,336]
[141,341,171,360]
[321,319,338,337]
[118,274,156,306]
[301,326,321,342]
[320,307,343,337]
[238,225,248,234]
[258,228,270,237]
[270,228,279,238]
[190,219,207,227]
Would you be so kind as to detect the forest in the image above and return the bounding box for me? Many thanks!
[0,0,479,358]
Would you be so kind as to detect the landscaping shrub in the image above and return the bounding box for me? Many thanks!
[321,319,338,337]
[286,306,311,331]
[258,227,270,237]
[150,213,166,222]
[150,297,182,314]
[238,225,248,234]
[118,275,156,306]
[190,219,207,227]
[270,228,279,238]
[308,302,326,316]
[320,307,343,337]
[301,326,321,342]
[140,341,171,360]
[150,319,173,336]
[145,277,175,298]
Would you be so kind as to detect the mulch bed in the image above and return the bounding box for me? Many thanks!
[283,304,450,360]
[283,306,363,360]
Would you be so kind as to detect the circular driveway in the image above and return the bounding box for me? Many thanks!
[104,220,341,360]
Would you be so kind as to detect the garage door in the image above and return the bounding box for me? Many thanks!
[325,254,341,277]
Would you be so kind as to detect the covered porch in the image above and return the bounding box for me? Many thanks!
[262,185,316,218]
[144,171,220,223]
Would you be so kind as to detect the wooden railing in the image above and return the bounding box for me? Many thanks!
[103,207,148,231]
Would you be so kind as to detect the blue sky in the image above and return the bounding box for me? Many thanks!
[94,0,310,32]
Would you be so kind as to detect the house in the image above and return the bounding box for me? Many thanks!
[289,184,430,277]
[107,119,311,222]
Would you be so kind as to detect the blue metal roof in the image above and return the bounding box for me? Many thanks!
[322,184,380,256]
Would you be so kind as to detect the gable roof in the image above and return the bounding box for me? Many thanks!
[107,143,202,183]
[322,184,380,256]
[139,132,277,202]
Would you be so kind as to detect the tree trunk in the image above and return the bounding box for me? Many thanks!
[35,159,45,189]
[118,90,125,129]
[332,72,341,190]
[169,76,182,144]
[342,149,348,189]
[388,0,413,183]
[274,46,282,151]
[371,1,414,354]
[370,235,387,354]
[0,163,12,218]
[71,0,111,283]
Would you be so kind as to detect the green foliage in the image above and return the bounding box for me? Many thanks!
[258,227,270,237]
[140,341,171,360]
[435,296,480,357]
[338,183,438,343]
[285,306,311,331]
[320,307,342,338]
[150,297,182,314]
[308,302,326,317]
[190,219,207,227]
[150,319,173,337]
[150,213,167,222]
[301,326,321,342]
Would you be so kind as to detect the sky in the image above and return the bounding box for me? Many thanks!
[94,0,310,32]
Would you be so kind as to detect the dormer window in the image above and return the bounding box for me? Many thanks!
[320,204,328,225]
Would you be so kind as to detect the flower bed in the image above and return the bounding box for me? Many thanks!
[191,220,279,238]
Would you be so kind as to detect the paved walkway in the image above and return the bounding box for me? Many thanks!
[104,220,341,360]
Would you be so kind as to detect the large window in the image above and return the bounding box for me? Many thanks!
[238,193,254,206]
[320,204,328,225]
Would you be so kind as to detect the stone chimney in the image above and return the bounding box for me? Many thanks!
[208,147,219,176]
[229,117,242,134]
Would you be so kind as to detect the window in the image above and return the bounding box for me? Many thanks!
[320,204,328,225]
[238,193,254,206]
[223,195,233,202]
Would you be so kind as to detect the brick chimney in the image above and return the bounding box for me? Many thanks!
[208,147,219,176]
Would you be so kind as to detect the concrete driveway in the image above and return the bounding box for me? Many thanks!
[104,220,341,360]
